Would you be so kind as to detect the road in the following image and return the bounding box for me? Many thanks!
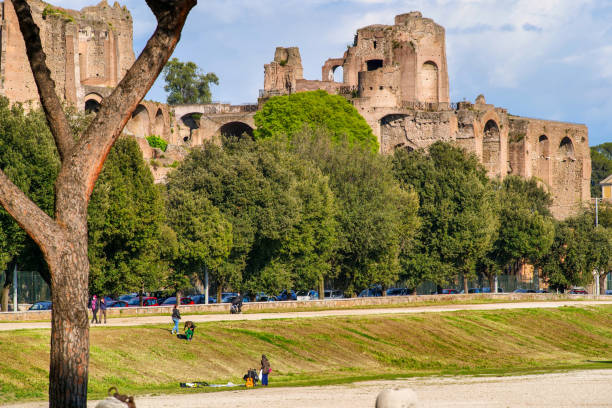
[1,299,612,331]
[3,369,612,407]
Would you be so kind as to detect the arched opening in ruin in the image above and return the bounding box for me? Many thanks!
[125,104,149,137]
[153,108,165,136]
[366,59,383,71]
[536,135,550,185]
[333,66,344,83]
[380,114,410,154]
[219,121,254,140]
[482,119,501,177]
[419,61,439,103]
[84,99,100,113]
[180,113,202,142]
[559,137,574,158]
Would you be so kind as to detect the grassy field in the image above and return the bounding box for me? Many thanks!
[1,305,612,404]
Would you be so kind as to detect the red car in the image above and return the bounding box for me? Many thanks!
[440,288,459,294]
[568,288,588,295]
[127,297,159,307]
[161,296,194,306]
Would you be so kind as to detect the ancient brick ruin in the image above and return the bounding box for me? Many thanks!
[0,4,591,219]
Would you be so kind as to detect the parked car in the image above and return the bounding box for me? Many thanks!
[386,288,409,296]
[221,292,239,303]
[127,296,158,307]
[29,301,52,311]
[106,300,128,308]
[358,286,383,297]
[276,290,297,301]
[481,287,504,293]
[191,294,217,304]
[439,288,459,295]
[323,289,344,299]
[605,290,612,295]
[254,292,276,302]
[296,290,319,301]
[161,296,194,306]
[513,288,536,293]
[468,288,483,294]
[536,289,549,293]
[568,287,588,294]
[118,294,137,302]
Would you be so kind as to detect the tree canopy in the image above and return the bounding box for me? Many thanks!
[591,142,612,197]
[162,57,219,105]
[254,90,378,153]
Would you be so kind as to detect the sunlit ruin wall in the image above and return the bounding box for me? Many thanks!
[0,3,590,219]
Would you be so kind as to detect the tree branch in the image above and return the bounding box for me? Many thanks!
[10,0,74,162]
[72,0,197,198]
[0,169,62,267]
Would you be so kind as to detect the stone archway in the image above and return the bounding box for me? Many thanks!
[482,119,501,177]
[419,61,438,103]
[153,108,165,136]
[84,93,103,113]
[536,135,550,185]
[125,104,150,137]
[219,121,254,139]
[559,136,575,158]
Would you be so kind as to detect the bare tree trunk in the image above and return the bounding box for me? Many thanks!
[463,274,469,294]
[600,272,608,295]
[488,273,495,293]
[217,285,222,304]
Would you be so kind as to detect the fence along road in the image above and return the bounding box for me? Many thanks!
[1,299,612,331]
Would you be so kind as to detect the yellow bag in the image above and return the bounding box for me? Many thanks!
[245,377,254,388]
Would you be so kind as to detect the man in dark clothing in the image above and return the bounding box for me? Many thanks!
[99,296,107,324]
[230,292,242,314]
[171,304,181,335]
[91,295,99,324]
[261,354,271,386]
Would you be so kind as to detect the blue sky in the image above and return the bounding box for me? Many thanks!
[66,0,612,146]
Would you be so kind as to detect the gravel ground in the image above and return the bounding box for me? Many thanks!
[3,370,612,408]
[1,300,612,331]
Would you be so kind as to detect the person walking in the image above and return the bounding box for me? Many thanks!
[100,296,107,324]
[91,294,99,324]
[260,354,271,386]
[171,304,181,335]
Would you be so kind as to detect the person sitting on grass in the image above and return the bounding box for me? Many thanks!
[184,321,196,341]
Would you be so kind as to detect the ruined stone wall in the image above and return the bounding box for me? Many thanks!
[0,0,134,108]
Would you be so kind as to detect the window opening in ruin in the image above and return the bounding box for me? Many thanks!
[219,122,254,141]
[153,108,165,136]
[333,66,344,83]
[366,59,383,71]
[559,137,574,158]
[84,99,100,113]
[180,113,200,130]
[373,41,378,49]
[537,135,549,158]
[420,61,439,103]
[482,119,501,176]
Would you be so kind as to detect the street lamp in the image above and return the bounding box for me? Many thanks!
[592,197,603,296]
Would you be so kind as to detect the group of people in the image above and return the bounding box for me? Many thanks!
[170,303,272,386]
[90,294,107,324]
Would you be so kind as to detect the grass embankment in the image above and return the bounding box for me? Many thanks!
[2,306,612,404]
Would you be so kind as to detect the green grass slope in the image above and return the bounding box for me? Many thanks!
[2,306,612,403]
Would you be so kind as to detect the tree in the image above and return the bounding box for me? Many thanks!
[165,189,233,294]
[162,57,219,105]
[0,1,196,406]
[0,100,58,310]
[392,142,497,293]
[538,212,612,291]
[166,136,338,296]
[292,129,418,295]
[485,176,554,289]
[591,143,612,197]
[254,90,379,153]
[87,137,170,298]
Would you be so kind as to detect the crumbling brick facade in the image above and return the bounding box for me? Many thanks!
[261,11,591,219]
[0,0,134,109]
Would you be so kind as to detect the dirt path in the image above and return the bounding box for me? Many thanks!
[3,369,612,407]
[1,300,612,331]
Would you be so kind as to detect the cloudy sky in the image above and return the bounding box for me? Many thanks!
[65,0,611,146]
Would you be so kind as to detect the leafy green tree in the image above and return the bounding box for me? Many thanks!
[485,176,555,288]
[591,143,612,197]
[162,57,219,105]
[392,142,497,293]
[165,188,233,294]
[292,129,419,295]
[0,99,59,310]
[87,137,170,297]
[166,136,338,297]
[254,90,379,153]
[538,212,612,291]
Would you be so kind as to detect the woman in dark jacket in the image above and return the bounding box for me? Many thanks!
[171,304,181,335]
[260,354,271,386]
